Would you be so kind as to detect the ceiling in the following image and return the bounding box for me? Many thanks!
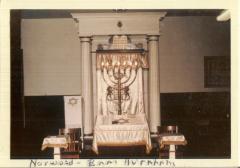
[19,9,224,19]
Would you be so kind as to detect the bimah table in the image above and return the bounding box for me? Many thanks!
[158,133,187,159]
[41,135,70,159]
[92,114,152,154]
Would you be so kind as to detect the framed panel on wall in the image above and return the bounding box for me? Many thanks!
[204,56,230,88]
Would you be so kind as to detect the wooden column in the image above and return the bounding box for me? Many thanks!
[80,37,93,135]
[148,35,160,133]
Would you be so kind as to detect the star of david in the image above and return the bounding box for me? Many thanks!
[68,97,78,106]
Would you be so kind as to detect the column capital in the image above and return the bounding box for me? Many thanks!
[80,37,92,43]
[147,35,159,42]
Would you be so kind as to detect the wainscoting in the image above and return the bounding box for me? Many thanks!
[161,92,230,158]
[11,96,65,159]
[10,92,230,159]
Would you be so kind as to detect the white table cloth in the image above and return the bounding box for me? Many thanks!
[41,135,70,159]
[92,114,152,154]
[158,134,187,159]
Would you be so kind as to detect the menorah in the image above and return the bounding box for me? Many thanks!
[97,49,148,115]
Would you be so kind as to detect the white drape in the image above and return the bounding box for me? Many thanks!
[97,68,144,115]
[92,113,152,154]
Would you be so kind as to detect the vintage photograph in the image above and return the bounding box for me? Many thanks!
[10,9,231,160]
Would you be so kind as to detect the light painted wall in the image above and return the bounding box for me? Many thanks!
[22,18,81,96]
[21,16,230,96]
[159,16,230,93]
